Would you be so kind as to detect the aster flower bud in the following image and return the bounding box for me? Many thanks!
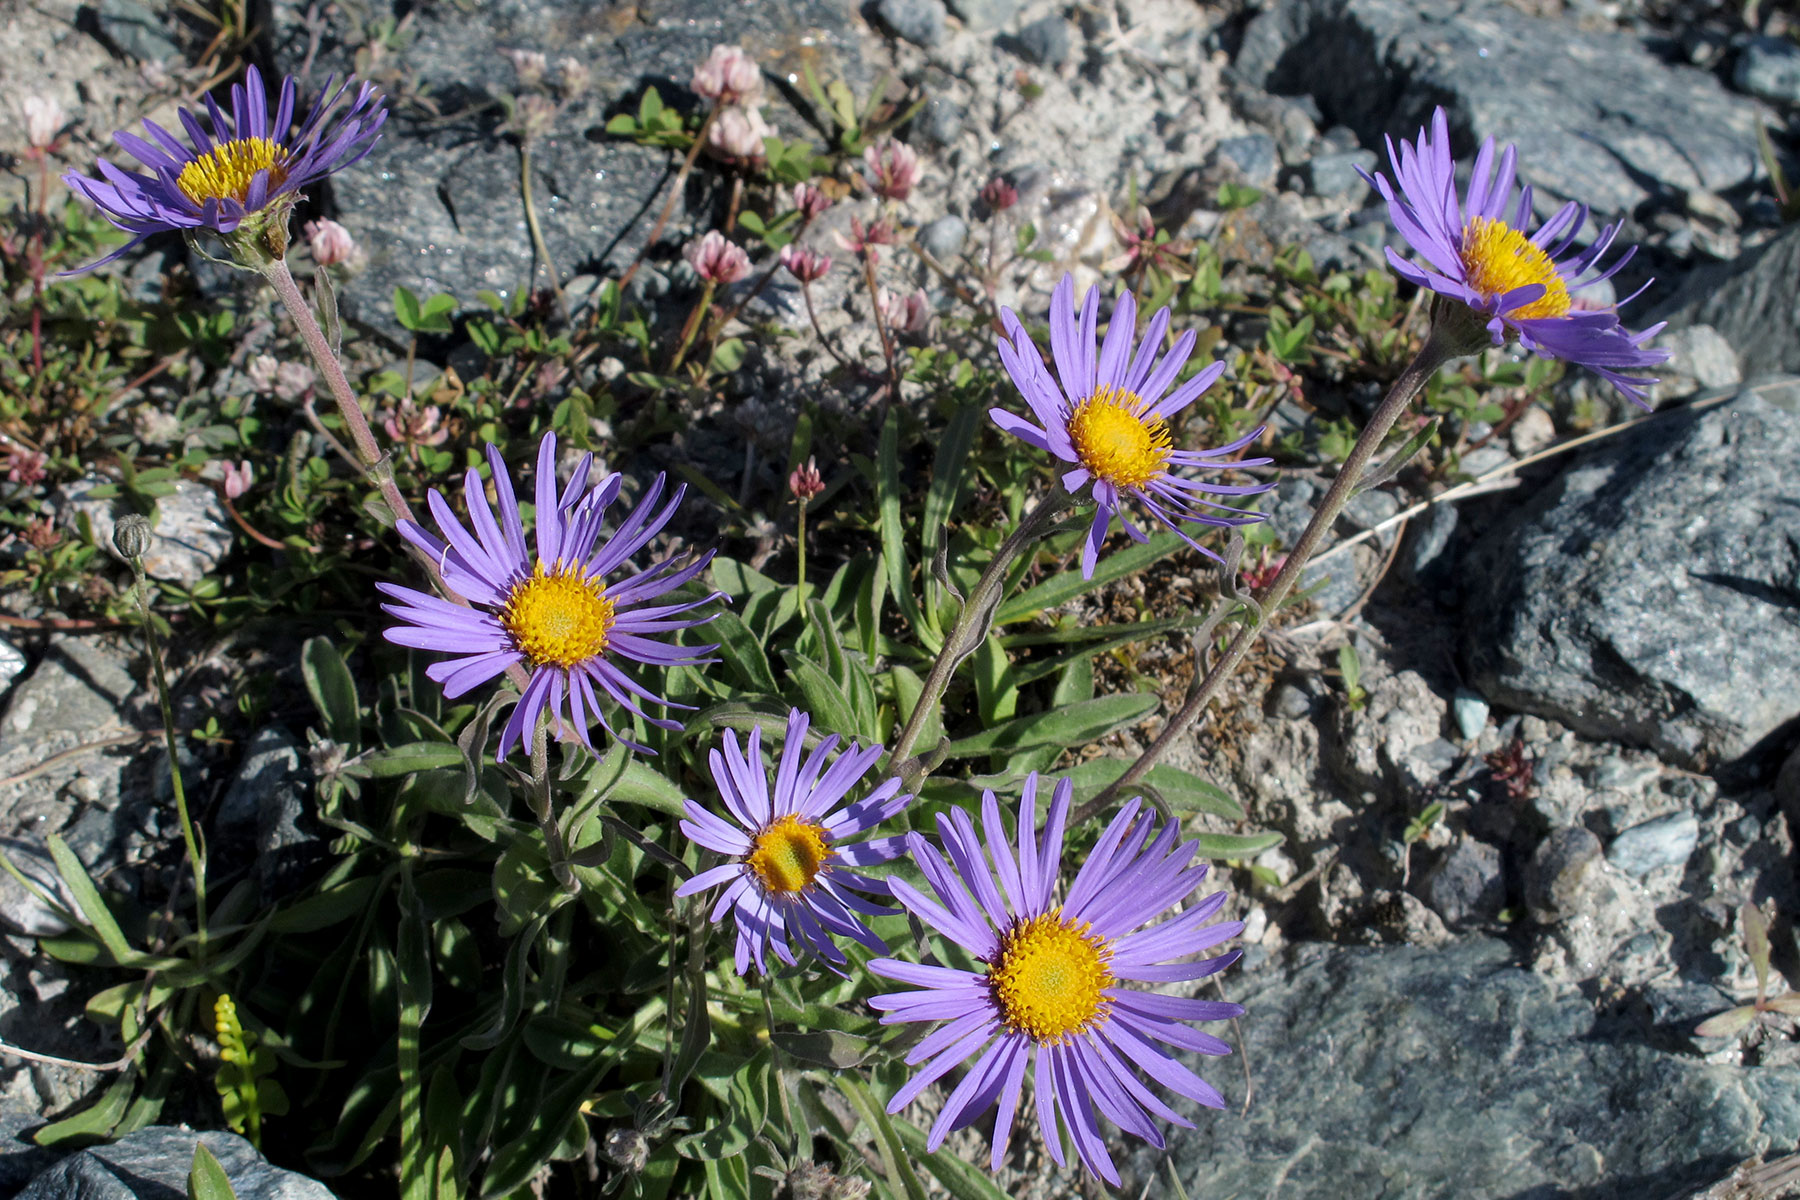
[23,95,66,152]
[705,105,772,164]
[791,182,832,219]
[303,218,356,267]
[862,138,921,202]
[221,460,253,499]
[113,515,153,562]
[788,457,824,500]
[778,244,832,283]
[500,48,548,88]
[691,44,762,106]
[684,231,751,284]
[877,286,932,335]
[557,57,590,96]
[980,175,1018,212]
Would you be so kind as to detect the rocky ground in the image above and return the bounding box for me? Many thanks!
[3,0,1800,1196]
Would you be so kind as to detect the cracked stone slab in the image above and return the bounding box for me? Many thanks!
[270,0,870,343]
[1461,389,1800,771]
[1149,937,1800,1197]
[1234,0,1766,218]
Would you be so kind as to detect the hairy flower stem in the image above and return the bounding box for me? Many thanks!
[128,562,207,960]
[889,489,1072,787]
[530,718,577,894]
[861,249,902,402]
[795,501,809,596]
[1070,326,1458,825]
[801,281,855,373]
[668,280,715,373]
[518,139,569,322]
[616,105,719,296]
[262,256,414,532]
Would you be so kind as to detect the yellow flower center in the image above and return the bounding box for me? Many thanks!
[745,814,832,895]
[1066,385,1171,489]
[1458,216,1571,320]
[176,137,291,206]
[499,561,616,670]
[988,908,1114,1044]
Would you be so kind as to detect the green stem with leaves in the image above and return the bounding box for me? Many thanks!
[888,489,1072,785]
[127,557,207,960]
[1070,320,1461,825]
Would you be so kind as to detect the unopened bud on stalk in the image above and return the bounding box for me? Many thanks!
[23,95,66,151]
[113,514,152,561]
[303,218,356,267]
[601,1127,650,1173]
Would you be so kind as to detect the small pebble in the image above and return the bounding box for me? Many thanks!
[1015,14,1074,67]
[876,0,947,47]
[1607,811,1700,877]
[1451,688,1490,741]
[918,215,968,261]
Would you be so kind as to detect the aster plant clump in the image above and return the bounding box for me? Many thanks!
[26,36,1711,1200]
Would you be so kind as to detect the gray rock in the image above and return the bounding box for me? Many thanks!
[216,726,320,898]
[1652,225,1800,380]
[217,726,304,836]
[1014,15,1074,68]
[1,636,136,751]
[916,215,968,262]
[1464,391,1800,770]
[1233,0,1763,218]
[1268,681,1314,721]
[875,0,946,47]
[1735,37,1800,105]
[0,839,79,937]
[1304,148,1376,200]
[15,1126,332,1200]
[1400,500,1457,588]
[1421,838,1504,926]
[1450,688,1489,741]
[90,0,181,63]
[0,640,24,702]
[943,0,1019,32]
[57,478,231,586]
[1155,938,1800,1198]
[1525,826,1603,923]
[910,96,963,147]
[271,0,866,342]
[0,1110,54,1192]
[1607,811,1701,877]
[1209,134,1279,190]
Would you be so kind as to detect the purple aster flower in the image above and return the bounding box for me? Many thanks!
[674,709,913,976]
[63,65,386,272]
[1359,107,1669,407]
[868,774,1243,1186]
[378,431,719,759]
[993,275,1276,579]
